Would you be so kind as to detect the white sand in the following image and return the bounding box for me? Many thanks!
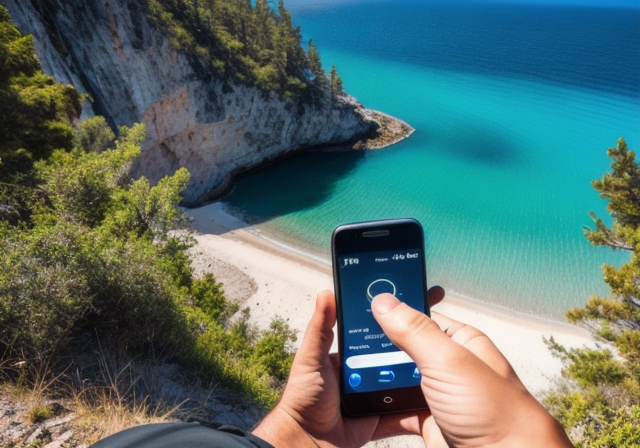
[186,201,595,446]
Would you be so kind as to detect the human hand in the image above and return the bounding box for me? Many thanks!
[371,293,574,448]
[252,287,445,448]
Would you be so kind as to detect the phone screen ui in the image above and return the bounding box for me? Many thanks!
[338,247,425,394]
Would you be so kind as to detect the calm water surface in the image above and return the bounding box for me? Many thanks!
[222,0,640,318]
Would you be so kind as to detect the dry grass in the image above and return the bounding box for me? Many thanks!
[0,352,183,447]
[70,355,182,445]
[71,388,178,445]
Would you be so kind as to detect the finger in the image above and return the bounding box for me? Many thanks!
[427,285,445,308]
[430,311,521,383]
[371,412,425,440]
[313,289,337,336]
[420,415,449,448]
[293,290,336,365]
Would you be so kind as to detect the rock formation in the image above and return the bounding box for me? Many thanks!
[2,0,387,205]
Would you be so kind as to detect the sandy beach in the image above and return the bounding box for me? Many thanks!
[187,201,595,391]
[186,201,595,446]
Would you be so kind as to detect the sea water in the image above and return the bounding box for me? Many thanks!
[222,0,640,319]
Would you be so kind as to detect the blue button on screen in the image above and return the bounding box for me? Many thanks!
[348,373,362,388]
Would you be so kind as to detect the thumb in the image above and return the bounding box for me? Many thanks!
[371,293,477,375]
[294,290,336,365]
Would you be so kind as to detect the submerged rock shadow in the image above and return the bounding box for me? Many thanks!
[426,117,523,168]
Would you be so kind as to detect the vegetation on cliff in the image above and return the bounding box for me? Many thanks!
[1,5,295,429]
[0,4,81,224]
[544,138,640,447]
[147,0,342,98]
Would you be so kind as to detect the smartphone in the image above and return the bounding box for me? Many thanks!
[332,218,429,416]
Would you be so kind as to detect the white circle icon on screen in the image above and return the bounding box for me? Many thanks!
[366,279,397,302]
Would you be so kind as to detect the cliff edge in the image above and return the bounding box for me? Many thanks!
[2,0,411,205]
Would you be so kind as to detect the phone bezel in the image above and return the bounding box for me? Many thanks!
[332,218,430,416]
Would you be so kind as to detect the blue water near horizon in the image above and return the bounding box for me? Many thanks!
[222,1,640,319]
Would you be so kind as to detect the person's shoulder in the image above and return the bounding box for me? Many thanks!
[89,422,275,448]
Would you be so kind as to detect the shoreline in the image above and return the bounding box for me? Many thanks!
[185,201,595,398]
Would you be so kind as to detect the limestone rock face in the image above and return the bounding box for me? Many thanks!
[3,0,376,204]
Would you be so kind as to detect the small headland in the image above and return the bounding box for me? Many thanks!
[353,109,415,150]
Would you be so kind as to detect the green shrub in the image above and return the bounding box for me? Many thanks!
[77,116,115,153]
[578,406,640,448]
[0,223,93,358]
[1,118,297,407]
[192,273,237,322]
[250,318,297,381]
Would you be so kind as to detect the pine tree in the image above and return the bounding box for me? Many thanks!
[0,6,81,169]
[1,5,82,224]
[330,65,343,95]
[307,39,324,79]
[148,0,313,97]
[544,138,640,447]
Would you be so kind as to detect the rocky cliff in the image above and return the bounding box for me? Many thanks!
[2,0,383,205]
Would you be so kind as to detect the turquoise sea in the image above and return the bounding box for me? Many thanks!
[222,0,640,319]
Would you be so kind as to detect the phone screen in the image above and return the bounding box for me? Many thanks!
[338,247,426,395]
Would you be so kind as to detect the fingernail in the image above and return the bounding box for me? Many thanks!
[372,293,401,315]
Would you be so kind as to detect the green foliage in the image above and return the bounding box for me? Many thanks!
[1,125,193,359]
[578,406,640,448]
[1,118,296,406]
[307,39,324,79]
[0,9,81,174]
[545,387,607,428]
[0,6,40,85]
[27,404,56,424]
[589,138,640,231]
[145,0,338,98]
[0,7,81,225]
[254,63,280,92]
[250,318,297,381]
[102,167,192,240]
[546,338,627,388]
[183,305,296,406]
[564,349,626,389]
[77,116,115,153]
[330,65,343,95]
[545,138,640,447]
[0,222,94,358]
[192,273,237,323]
[36,124,143,228]
[0,5,298,408]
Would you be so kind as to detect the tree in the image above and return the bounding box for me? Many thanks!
[0,5,82,225]
[330,65,343,95]
[147,0,314,98]
[0,6,39,86]
[0,5,81,171]
[544,138,640,447]
[307,39,324,79]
